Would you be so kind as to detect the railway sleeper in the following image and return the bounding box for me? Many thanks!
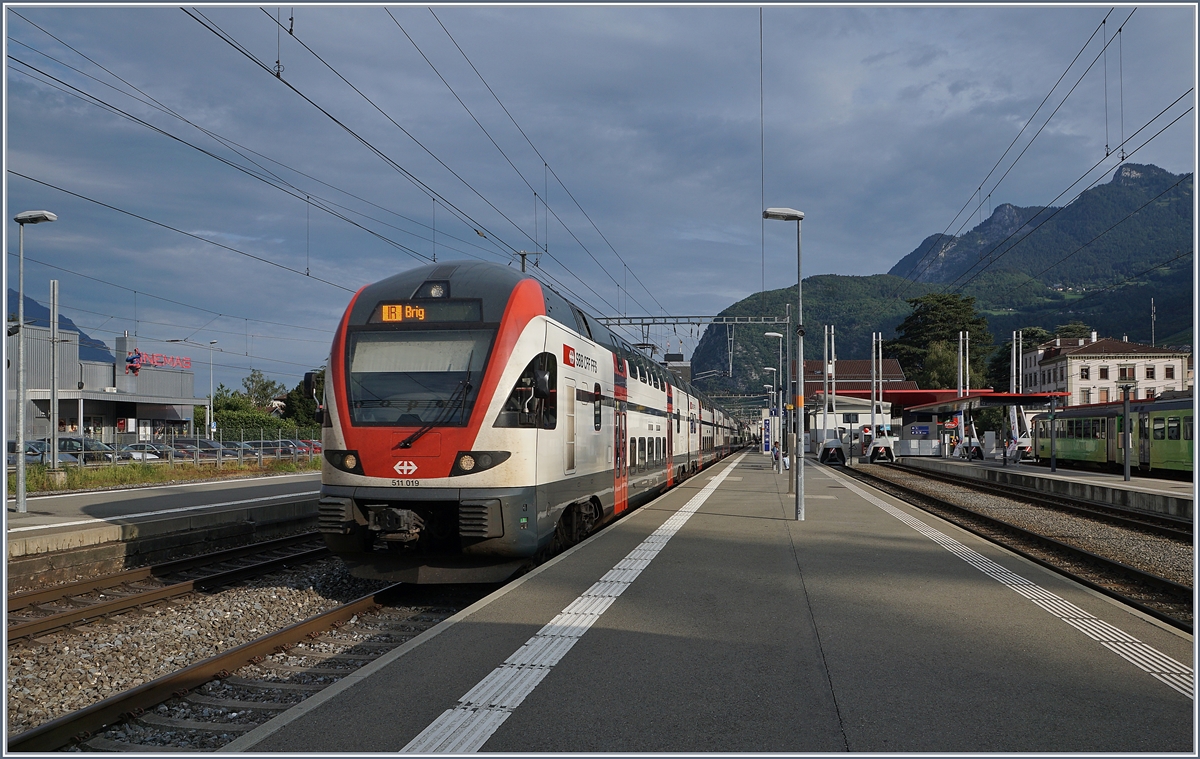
[135,713,259,733]
[185,693,295,711]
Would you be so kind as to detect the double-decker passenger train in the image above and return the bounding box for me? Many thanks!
[1031,395,1193,475]
[314,261,746,583]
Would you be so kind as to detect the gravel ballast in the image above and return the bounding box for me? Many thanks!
[860,463,1194,586]
[6,558,389,739]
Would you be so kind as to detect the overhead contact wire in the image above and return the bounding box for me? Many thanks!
[893,8,1120,296]
[943,93,1193,293]
[427,8,670,315]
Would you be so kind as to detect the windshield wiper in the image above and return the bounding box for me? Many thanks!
[396,381,469,449]
[396,350,476,449]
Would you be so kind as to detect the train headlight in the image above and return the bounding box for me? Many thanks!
[414,280,450,299]
[324,449,364,475]
[449,451,510,477]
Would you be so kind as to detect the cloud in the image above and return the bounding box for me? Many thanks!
[4,5,1193,369]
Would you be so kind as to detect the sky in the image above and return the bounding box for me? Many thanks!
[3,4,1196,393]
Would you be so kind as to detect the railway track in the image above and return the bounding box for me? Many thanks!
[7,583,480,752]
[842,464,1193,633]
[7,533,329,642]
[886,462,1192,539]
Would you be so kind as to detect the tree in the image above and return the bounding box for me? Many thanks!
[884,293,992,387]
[1054,320,1092,339]
[283,369,324,425]
[916,341,956,389]
[213,383,255,413]
[241,369,287,413]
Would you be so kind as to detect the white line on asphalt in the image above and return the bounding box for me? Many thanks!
[4,471,320,503]
[823,466,1194,700]
[401,453,748,753]
[7,491,321,533]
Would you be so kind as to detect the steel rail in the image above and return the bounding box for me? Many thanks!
[6,584,402,753]
[887,462,1192,539]
[7,546,329,641]
[8,532,322,611]
[843,466,1193,634]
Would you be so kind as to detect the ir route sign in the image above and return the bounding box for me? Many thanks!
[394,460,418,476]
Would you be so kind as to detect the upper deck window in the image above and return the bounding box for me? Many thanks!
[346,329,493,426]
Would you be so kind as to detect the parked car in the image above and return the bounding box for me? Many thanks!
[7,440,78,466]
[300,439,323,453]
[173,438,246,458]
[120,443,171,461]
[282,439,316,454]
[243,440,294,457]
[57,437,131,463]
[170,443,217,461]
[217,441,257,459]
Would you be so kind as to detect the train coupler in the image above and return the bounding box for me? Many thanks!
[368,506,425,542]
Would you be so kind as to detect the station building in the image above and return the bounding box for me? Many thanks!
[6,326,204,446]
[1020,333,1193,405]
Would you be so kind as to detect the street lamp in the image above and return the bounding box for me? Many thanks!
[12,210,57,513]
[208,340,218,439]
[166,338,218,440]
[1118,382,1136,481]
[763,207,804,520]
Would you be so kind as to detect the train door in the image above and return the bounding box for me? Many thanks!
[1139,411,1151,466]
[666,385,674,487]
[565,379,577,474]
[613,354,629,514]
[1106,415,1119,464]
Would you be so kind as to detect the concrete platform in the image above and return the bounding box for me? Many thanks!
[5,473,320,587]
[896,455,1194,520]
[226,454,1194,753]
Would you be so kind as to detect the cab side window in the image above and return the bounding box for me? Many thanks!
[494,352,557,429]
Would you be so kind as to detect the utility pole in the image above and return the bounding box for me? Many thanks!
[50,280,60,480]
[516,248,540,272]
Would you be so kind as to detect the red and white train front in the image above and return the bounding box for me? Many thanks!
[317,261,740,583]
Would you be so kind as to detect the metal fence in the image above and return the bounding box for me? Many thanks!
[19,427,323,470]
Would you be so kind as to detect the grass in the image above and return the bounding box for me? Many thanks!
[9,458,321,495]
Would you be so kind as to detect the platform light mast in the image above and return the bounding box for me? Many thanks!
[763,207,804,520]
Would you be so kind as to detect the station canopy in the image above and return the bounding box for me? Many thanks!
[903,391,1070,416]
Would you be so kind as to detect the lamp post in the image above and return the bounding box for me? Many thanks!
[763,207,804,520]
[166,338,218,441]
[208,340,218,440]
[12,210,57,513]
[1118,382,1135,481]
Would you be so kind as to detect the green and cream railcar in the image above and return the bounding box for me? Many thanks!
[1032,397,1193,475]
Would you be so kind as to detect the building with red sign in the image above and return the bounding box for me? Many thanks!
[6,327,206,445]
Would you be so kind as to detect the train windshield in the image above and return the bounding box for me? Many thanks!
[347,329,494,426]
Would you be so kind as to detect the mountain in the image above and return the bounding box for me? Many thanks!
[690,163,1192,395]
[7,289,115,362]
[888,163,1191,289]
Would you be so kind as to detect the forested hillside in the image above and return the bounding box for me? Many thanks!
[689,163,1192,395]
